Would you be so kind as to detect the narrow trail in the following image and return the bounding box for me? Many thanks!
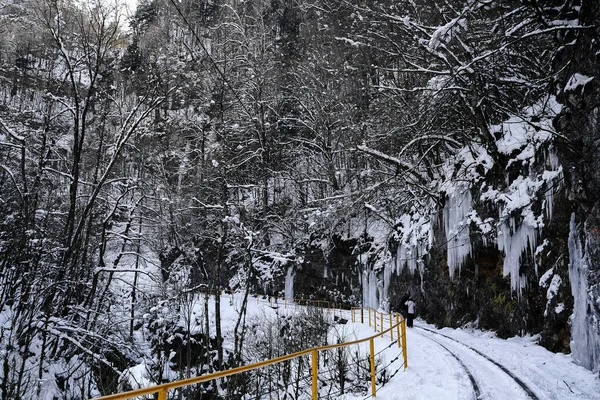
[417,331,483,400]
[416,326,540,400]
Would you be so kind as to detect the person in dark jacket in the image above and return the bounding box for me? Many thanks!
[400,292,410,318]
[405,296,416,327]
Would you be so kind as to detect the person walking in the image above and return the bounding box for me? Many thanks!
[400,292,410,318]
[405,296,416,328]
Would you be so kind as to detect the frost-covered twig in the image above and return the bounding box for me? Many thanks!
[0,165,23,201]
[0,117,25,142]
[36,322,121,374]
[357,144,428,185]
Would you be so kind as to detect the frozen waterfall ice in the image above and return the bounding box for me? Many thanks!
[444,185,472,279]
[568,214,600,373]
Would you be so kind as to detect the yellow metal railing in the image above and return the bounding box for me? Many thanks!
[351,307,408,352]
[193,287,347,318]
[93,301,406,400]
[255,293,347,319]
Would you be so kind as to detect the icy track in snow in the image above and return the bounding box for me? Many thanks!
[351,318,600,400]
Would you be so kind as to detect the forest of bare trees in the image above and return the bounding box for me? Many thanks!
[0,0,598,397]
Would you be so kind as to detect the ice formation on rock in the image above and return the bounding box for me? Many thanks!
[284,266,295,301]
[568,215,600,373]
[394,214,433,276]
[497,214,538,292]
[444,184,473,279]
[362,268,379,309]
[491,97,562,291]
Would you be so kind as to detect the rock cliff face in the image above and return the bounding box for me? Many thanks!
[383,4,600,373]
[553,0,600,373]
[291,3,600,371]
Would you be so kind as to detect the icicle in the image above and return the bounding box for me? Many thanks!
[548,146,560,171]
[383,262,392,305]
[568,214,600,373]
[394,214,433,276]
[497,215,538,292]
[444,185,472,279]
[418,259,425,293]
[284,266,295,301]
[543,146,563,221]
[361,269,379,309]
[395,245,403,273]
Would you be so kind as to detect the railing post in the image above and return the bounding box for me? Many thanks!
[312,349,318,400]
[158,388,168,400]
[374,310,377,333]
[389,315,393,341]
[368,308,371,327]
[380,313,383,337]
[396,314,401,348]
[401,318,407,369]
[361,308,364,324]
[369,338,377,397]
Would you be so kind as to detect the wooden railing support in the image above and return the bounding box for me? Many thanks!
[401,320,407,369]
[396,314,401,348]
[312,350,318,400]
[370,338,377,397]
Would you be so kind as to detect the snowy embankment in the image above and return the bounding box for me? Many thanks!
[120,293,600,400]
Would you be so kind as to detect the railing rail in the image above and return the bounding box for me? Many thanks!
[93,296,406,400]
[196,288,348,317]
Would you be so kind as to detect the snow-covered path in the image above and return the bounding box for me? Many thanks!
[414,326,537,400]
[365,319,600,400]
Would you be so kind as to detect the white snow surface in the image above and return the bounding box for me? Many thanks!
[120,292,600,399]
[564,73,594,92]
[394,322,600,400]
[428,17,468,51]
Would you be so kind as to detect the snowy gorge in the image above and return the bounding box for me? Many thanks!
[0,0,599,398]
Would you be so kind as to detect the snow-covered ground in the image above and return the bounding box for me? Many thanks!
[373,322,600,400]
[123,292,600,399]
[323,310,600,400]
